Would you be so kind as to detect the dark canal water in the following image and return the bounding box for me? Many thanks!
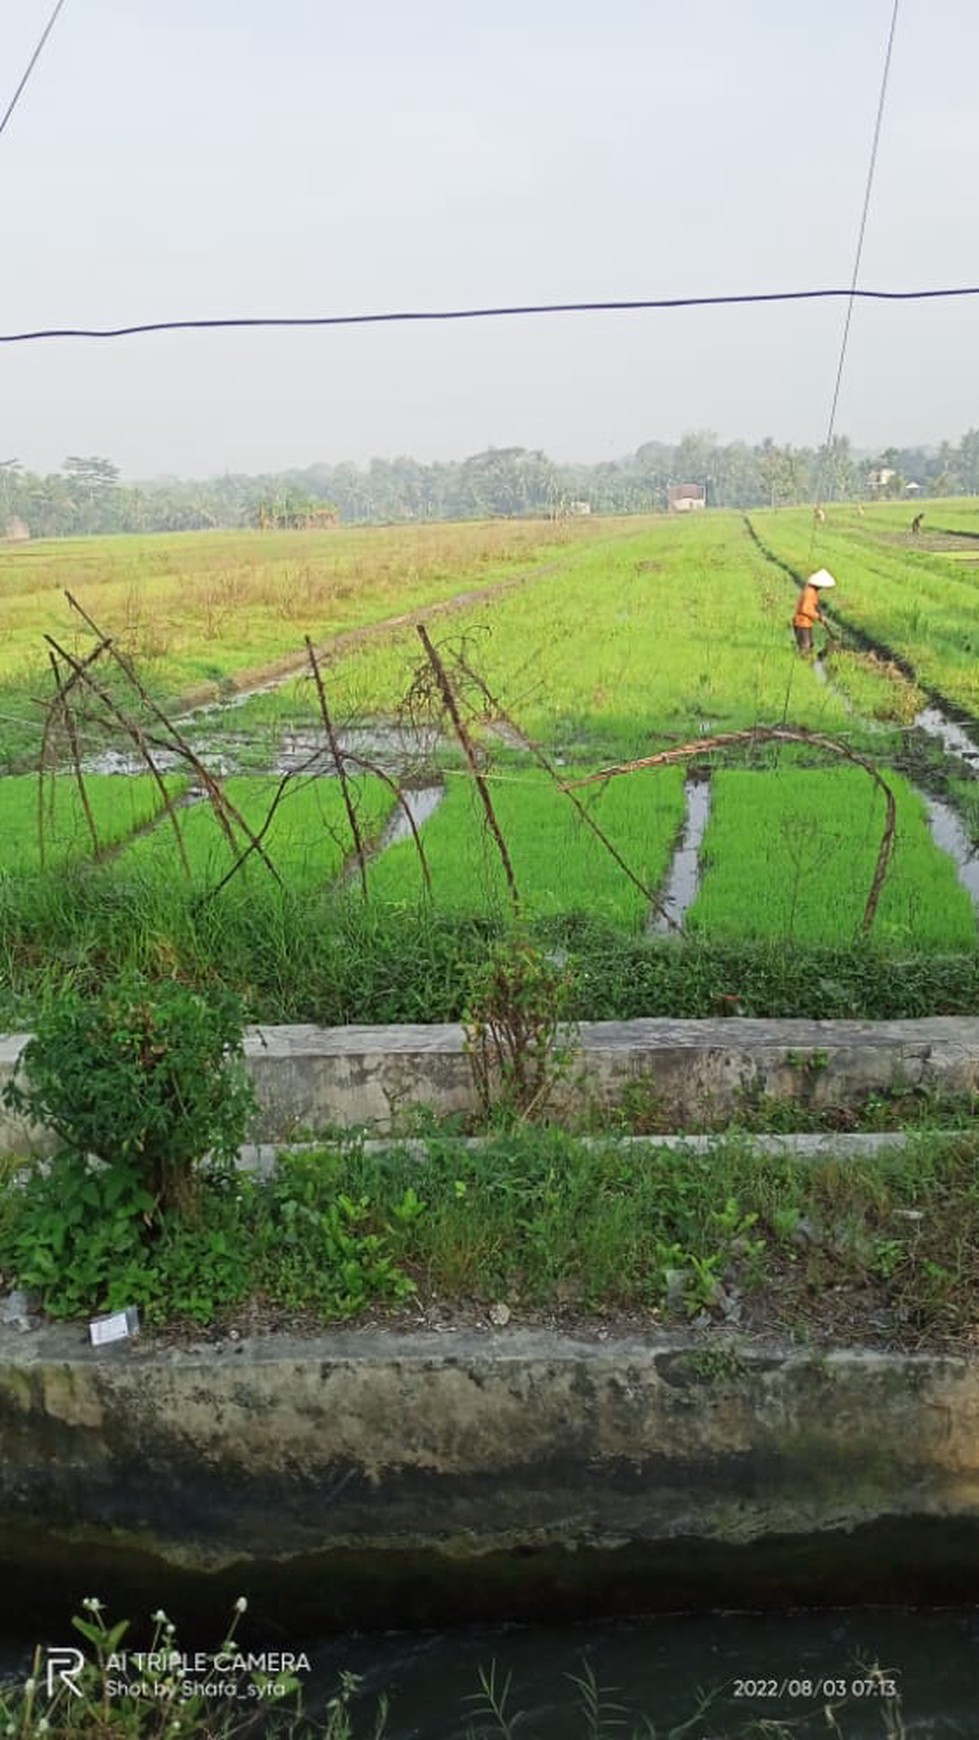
[302,1609,977,1736]
[4,1607,977,1735]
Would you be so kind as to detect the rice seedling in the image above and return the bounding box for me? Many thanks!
[688,767,977,950]
[753,506,979,716]
[116,774,395,890]
[363,764,686,925]
[0,773,186,872]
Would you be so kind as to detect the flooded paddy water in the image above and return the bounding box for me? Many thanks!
[913,705,979,773]
[82,720,445,781]
[649,775,711,933]
[922,794,979,905]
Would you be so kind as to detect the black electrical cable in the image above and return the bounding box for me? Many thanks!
[1,281,977,345]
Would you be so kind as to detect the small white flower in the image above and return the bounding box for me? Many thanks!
[35,1722,50,1736]
[7,1722,18,1735]
[233,1596,248,1614]
[151,1608,170,1624]
[82,1596,103,1612]
[23,1679,36,1695]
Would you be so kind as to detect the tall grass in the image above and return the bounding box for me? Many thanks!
[3,870,979,1030]
[0,518,612,697]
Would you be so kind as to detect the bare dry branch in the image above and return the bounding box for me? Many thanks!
[46,650,100,865]
[563,727,897,935]
[44,633,193,880]
[417,623,519,914]
[452,650,679,931]
[305,636,368,902]
[62,592,284,886]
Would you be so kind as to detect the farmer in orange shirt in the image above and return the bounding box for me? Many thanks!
[792,568,836,655]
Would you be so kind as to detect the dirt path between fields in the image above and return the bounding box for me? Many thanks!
[171,554,574,719]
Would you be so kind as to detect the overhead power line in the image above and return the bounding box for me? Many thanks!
[815,0,902,515]
[1,281,978,345]
[0,0,71,143]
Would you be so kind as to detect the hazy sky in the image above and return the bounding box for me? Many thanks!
[3,0,978,478]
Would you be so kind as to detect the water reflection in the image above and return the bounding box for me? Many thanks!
[650,778,711,934]
[922,794,979,908]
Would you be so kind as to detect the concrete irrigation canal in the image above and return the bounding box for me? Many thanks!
[3,1001,979,1636]
[1,1320,979,1635]
[7,1015,979,1143]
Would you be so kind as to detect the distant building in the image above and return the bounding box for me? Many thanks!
[668,483,707,512]
[4,517,29,541]
[867,468,896,492]
[905,481,922,494]
[568,500,591,516]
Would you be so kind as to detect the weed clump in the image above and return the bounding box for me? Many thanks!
[0,976,254,1318]
[464,932,580,1123]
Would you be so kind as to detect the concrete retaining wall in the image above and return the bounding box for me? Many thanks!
[3,1016,979,1151]
[0,1325,978,1628]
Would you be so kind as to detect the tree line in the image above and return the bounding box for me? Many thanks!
[3,431,979,538]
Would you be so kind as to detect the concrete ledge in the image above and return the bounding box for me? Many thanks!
[235,1128,949,1178]
[3,1016,979,1149]
[0,1326,978,1627]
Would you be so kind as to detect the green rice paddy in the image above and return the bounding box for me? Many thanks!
[223,516,889,756]
[118,774,396,890]
[363,764,686,925]
[688,768,977,950]
[2,505,979,1023]
[752,506,979,715]
[0,774,186,873]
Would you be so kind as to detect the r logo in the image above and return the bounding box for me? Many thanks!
[45,1646,85,1697]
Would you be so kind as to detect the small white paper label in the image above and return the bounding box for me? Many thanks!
[88,1307,140,1346]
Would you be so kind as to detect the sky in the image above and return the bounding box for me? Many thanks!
[2,0,978,479]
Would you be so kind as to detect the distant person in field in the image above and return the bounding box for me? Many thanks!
[814,506,826,525]
[911,512,924,536]
[792,568,836,655]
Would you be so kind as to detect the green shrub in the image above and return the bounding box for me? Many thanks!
[2,974,255,1217]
